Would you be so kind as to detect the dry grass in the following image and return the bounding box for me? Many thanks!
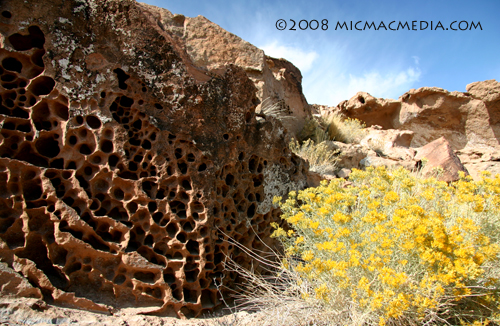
[298,112,366,145]
[259,98,296,121]
[289,138,339,175]
[212,231,341,326]
[320,111,366,144]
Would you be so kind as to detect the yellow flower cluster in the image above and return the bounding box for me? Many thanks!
[272,166,500,325]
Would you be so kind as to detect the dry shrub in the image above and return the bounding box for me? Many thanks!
[289,138,339,175]
[259,98,295,121]
[298,112,366,145]
[320,111,366,144]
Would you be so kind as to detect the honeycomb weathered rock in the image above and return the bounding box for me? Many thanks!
[0,0,307,318]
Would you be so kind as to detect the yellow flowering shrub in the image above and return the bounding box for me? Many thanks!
[272,166,500,325]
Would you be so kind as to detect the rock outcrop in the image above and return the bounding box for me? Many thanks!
[142,4,311,135]
[0,0,308,318]
[329,80,500,180]
[338,80,500,151]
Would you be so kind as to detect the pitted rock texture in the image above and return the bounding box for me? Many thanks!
[0,0,307,318]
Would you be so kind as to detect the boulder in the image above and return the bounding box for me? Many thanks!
[414,137,469,182]
[0,0,307,317]
[141,4,311,135]
[456,147,500,180]
[359,128,416,161]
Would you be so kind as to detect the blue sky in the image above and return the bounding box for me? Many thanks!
[140,0,500,106]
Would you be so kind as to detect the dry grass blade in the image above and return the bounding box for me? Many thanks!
[259,98,296,121]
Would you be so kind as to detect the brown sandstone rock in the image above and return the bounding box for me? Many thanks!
[327,141,370,170]
[414,137,469,182]
[140,3,311,135]
[456,147,500,180]
[0,0,307,318]
[359,128,416,161]
[337,81,500,151]
[337,92,401,130]
[0,262,42,298]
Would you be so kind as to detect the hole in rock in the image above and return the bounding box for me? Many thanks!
[177,162,187,174]
[181,179,192,191]
[197,163,207,172]
[174,148,182,159]
[113,188,124,200]
[8,26,45,51]
[2,11,11,18]
[2,57,22,73]
[108,154,119,167]
[86,116,101,129]
[182,221,194,232]
[35,135,60,158]
[134,271,156,284]
[185,268,199,283]
[101,140,113,153]
[127,201,138,214]
[1,74,16,82]
[148,201,157,213]
[29,76,55,96]
[186,240,199,255]
[183,288,198,304]
[113,69,130,90]
[176,232,186,243]
[152,212,163,224]
[23,181,43,201]
[163,271,175,284]
[141,140,151,149]
[114,274,126,285]
[201,290,216,308]
[225,174,234,186]
[166,223,178,237]
[79,144,92,155]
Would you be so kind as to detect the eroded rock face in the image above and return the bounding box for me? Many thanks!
[338,81,500,151]
[0,0,307,318]
[141,4,311,135]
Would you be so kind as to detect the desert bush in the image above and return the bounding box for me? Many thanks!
[289,138,339,175]
[298,112,366,145]
[271,167,500,325]
[320,111,366,144]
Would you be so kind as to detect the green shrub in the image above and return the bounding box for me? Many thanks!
[272,167,500,325]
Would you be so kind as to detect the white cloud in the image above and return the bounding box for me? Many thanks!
[255,39,422,107]
[259,41,318,73]
[304,65,422,106]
